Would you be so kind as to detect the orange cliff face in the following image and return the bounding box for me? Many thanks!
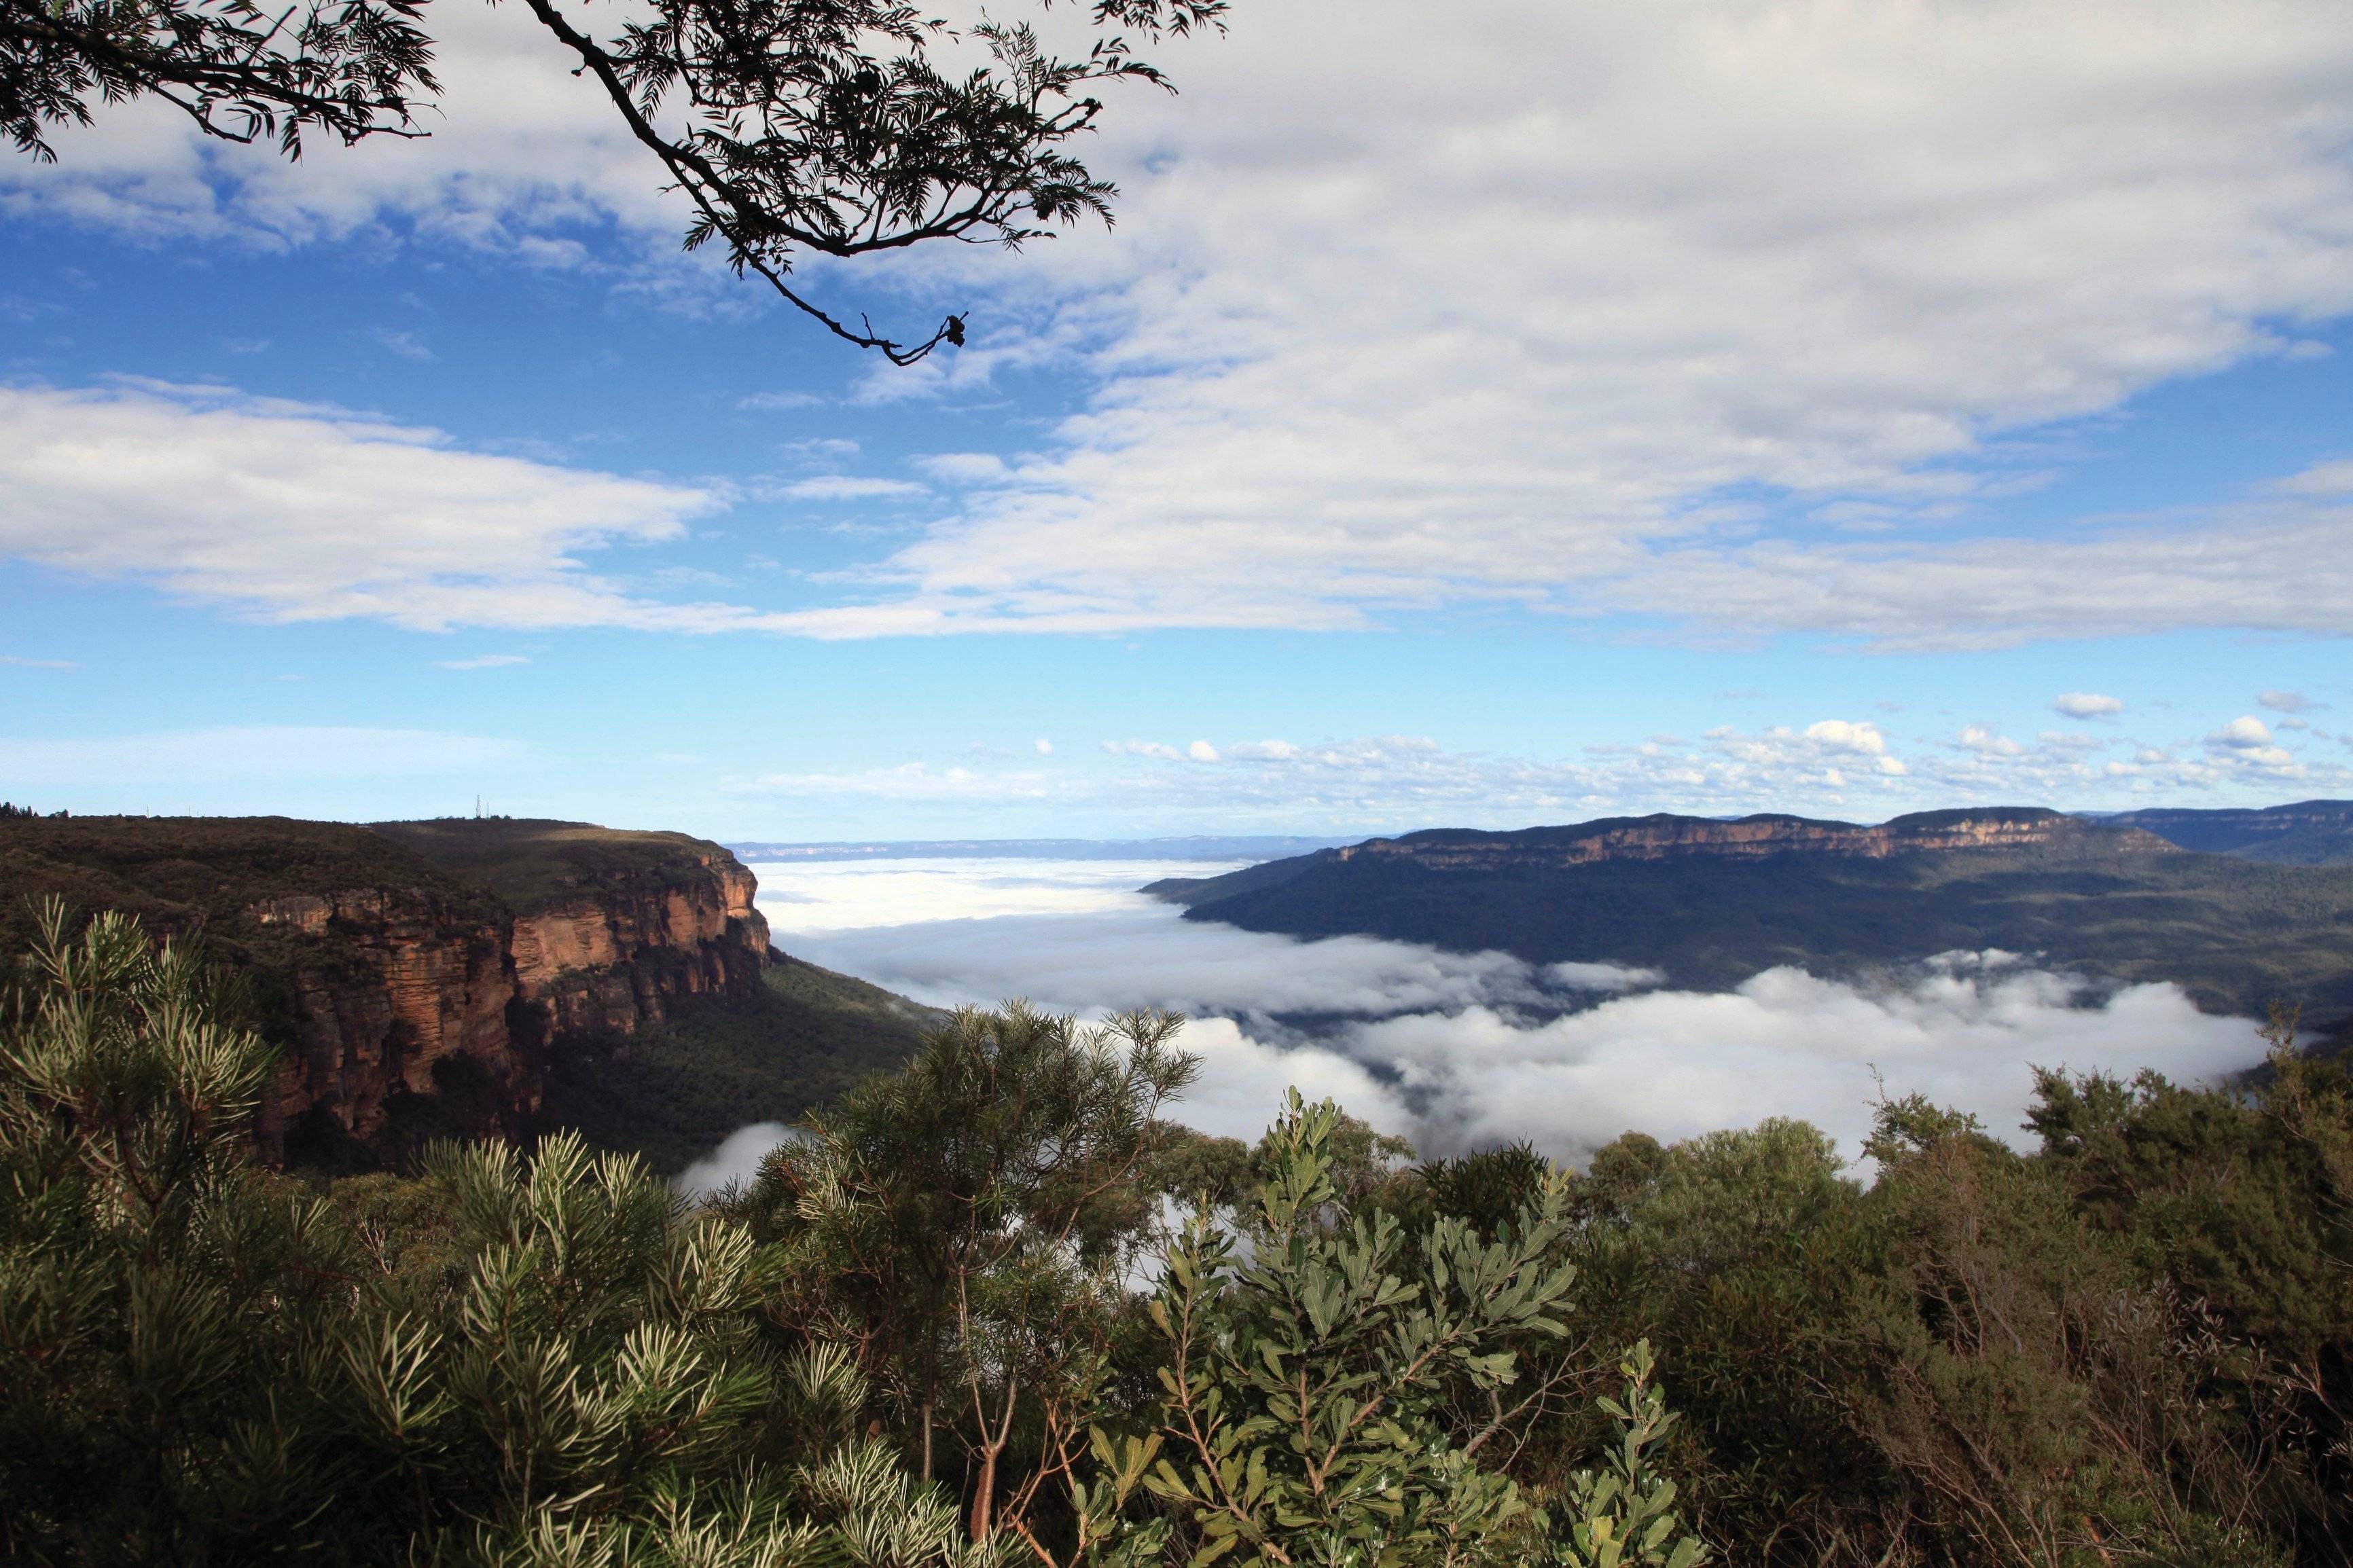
[507,850,770,1039]
[247,847,771,1154]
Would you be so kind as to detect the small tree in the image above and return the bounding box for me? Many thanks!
[0,902,990,1565]
[736,1002,1197,1549]
[1122,1090,1581,1568]
[1549,1342,1706,1568]
[0,899,357,1556]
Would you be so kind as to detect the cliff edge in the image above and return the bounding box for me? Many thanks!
[0,815,772,1160]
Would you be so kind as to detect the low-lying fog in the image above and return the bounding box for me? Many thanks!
[683,854,2267,1190]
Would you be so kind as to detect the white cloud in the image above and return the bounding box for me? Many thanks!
[1156,1018,1412,1145]
[751,856,1241,931]
[0,382,734,631]
[1958,724,2025,757]
[1799,720,1905,773]
[768,0,2353,641]
[0,0,674,249]
[780,476,929,502]
[754,862,2267,1161]
[736,391,823,412]
[1035,739,1055,755]
[677,1123,797,1195]
[2199,714,2302,770]
[0,725,526,783]
[2210,715,2275,748]
[752,856,1647,1006]
[2053,693,2124,719]
[915,453,1013,484]
[2259,689,2320,713]
[437,654,530,669]
[1596,507,2353,649]
[16,0,2353,646]
[732,715,2353,833]
[2276,459,2353,496]
[1345,956,2261,1160]
[0,656,77,669]
[373,328,435,363]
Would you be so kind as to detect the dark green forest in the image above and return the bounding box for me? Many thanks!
[1155,813,2353,1024]
[5,903,2351,1567]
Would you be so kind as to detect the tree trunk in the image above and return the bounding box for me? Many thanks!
[971,1442,999,1543]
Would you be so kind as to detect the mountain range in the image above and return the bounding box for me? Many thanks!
[1147,801,2353,1029]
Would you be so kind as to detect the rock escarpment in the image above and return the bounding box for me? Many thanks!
[1323,807,2174,873]
[0,815,770,1159]
[1146,808,2173,907]
[1147,805,2353,1023]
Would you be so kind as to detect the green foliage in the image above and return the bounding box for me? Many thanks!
[727,1001,1200,1550]
[0,812,501,958]
[30,896,2353,1567]
[540,958,939,1174]
[1549,1343,1704,1568]
[371,818,756,915]
[1,0,434,160]
[1556,1080,2341,1568]
[1128,1090,1577,1567]
[0,904,979,1565]
[0,899,354,1557]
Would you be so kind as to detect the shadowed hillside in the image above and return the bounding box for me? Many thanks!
[1151,807,2353,1023]
[2108,798,2353,865]
[535,953,946,1173]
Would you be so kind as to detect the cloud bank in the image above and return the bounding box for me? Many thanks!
[732,711,2353,833]
[14,1,2353,646]
[1348,956,2259,1159]
[677,1123,797,1196]
[814,0,2353,642]
[0,383,728,630]
[755,859,2268,1163]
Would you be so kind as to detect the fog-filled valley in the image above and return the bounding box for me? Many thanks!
[676,850,2274,1189]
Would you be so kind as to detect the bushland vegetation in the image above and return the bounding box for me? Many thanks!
[3,903,2348,1567]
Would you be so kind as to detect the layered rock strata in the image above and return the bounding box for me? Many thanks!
[0,812,770,1159]
[249,840,770,1152]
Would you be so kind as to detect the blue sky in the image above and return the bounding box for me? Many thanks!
[3,0,2352,841]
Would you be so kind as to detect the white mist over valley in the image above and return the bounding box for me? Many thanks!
[676,849,2274,1190]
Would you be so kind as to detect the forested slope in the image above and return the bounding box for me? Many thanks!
[1154,807,2353,1021]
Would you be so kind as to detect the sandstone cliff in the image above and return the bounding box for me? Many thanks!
[0,815,771,1160]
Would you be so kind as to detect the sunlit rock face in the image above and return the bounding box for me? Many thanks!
[0,811,770,1159]
[507,853,769,1037]
[248,834,771,1152]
